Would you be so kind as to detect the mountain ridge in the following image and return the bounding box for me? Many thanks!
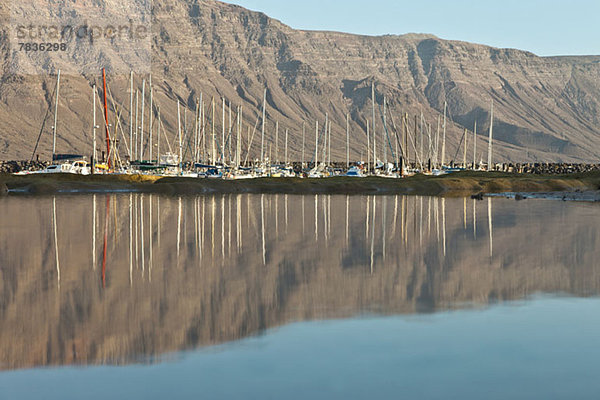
[0,0,599,163]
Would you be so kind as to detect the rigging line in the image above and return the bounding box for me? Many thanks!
[199,102,208,162]
[307,117,328,165]
[153,100,174,154]
[452,128,468,163]
[201,100,225,164]
[96,85,127,169]
[387,109,405,159]
[214,134,225,165]
[444,108,464,162]
[181,113,198,162]
[142,87,158,159]
[195,110,208,163]
[218,118,236,163]
[220,106,244,164]
[100,85,126,168]
[202,106,224,165]
[405,114,424,170]
[96,86,116,161]
[204,103,224,165]
[182,103,209,163]
[377,102,396,162]
[224,107,243,163]
[31,76,59,161]
[105,84,131,158]
[225,105,235,162]
[243,114,261,165]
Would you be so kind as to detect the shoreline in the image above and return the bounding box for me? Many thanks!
[489,190,600,202]
[2,171,600,198]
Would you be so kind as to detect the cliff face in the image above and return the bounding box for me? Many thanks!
[1,0,600,162]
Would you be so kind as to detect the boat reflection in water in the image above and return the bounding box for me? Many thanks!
[1,194,600,371]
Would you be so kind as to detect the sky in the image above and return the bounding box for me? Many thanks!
[224,0,599,56]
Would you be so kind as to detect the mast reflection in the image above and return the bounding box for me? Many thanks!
[1,194,599,371]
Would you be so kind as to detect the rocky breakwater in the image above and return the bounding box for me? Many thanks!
[487,162,600,174]
[0,160,47,174]
[515,163,600,175]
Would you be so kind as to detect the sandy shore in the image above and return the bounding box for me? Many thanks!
[1,171,600,197]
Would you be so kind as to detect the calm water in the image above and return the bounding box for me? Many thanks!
[1,194,600,399]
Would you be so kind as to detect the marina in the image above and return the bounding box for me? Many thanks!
[2,0,600,398]
[21,69,505,180]
[12,68,599,193]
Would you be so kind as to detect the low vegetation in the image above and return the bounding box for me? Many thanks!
[2,171,600,197]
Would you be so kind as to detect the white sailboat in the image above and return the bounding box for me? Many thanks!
[40,159,91,175]
[20,70,91,176]
[344,165,365,177]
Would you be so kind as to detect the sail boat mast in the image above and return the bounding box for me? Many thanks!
[473,121,477,169]
[371,83,376,171]
[92,84,97,169]
[327,121,331,167]
[285,128,288,166]
[222,97,225,164]
[129,71,133,160]
[178,101,182,173]
[157,107,161,162]
[236,105,242,167]
[488,100,494,171]
[140,79,145,161]
[52,70,61,160]
[275,120,279,165]
[199,93,204,163]
[228,100,232,164]
[135,90,139,160]
[367,119,370,172]
[302,122,305,167]
[323,113,328,166]
[441,101,447,169]
[149,75,153,161]
[102,69,111,168]
[314,120,319,166]
[346,113,350,168]
[261,89,266,164]
[383,96,387,164]
[211,97,217,165]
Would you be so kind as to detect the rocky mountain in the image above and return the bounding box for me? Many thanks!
[0,0,600,163]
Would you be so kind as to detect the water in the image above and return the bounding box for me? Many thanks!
[1,194,599,399]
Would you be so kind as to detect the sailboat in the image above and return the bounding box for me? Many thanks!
[38,159,91,175]
[308,165,325,178]
[345,165,366,177]
[20,70,92,176]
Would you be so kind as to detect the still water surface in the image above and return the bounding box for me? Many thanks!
[0,194,599,399]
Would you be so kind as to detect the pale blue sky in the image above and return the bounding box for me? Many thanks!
[224,0,598,56]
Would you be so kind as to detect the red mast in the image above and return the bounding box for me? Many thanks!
[102,68,111,169]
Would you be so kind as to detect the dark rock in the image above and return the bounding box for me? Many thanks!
[0,160,48,174]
